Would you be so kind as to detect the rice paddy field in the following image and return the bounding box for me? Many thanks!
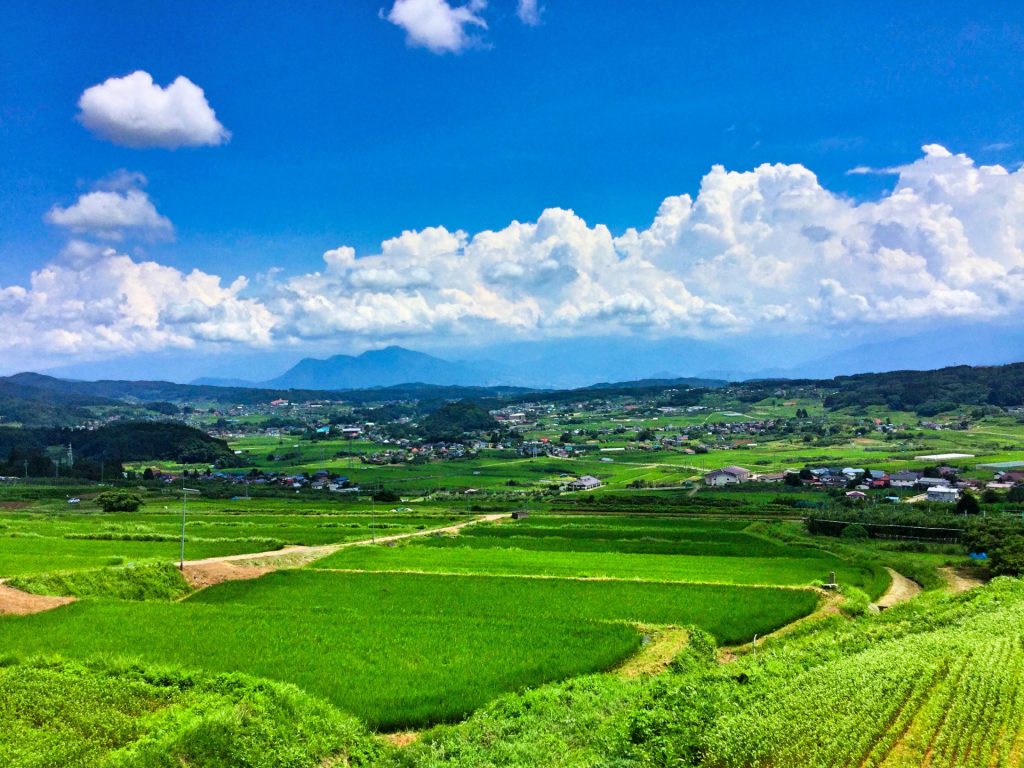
[0,570,816,728]
[0,491,463,577]
[0,486,847,730]
[315,515,889,596]
[0,470,994,766]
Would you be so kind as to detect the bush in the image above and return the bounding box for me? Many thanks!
[94,490,144,513]
[839,585,871,617]
[0,658,384,768]
[371,488,401,503]
[841,523,870,540]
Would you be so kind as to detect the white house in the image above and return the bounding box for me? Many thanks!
[704,466,752,486]
[889,470,920,488]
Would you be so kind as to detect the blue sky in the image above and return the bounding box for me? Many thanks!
[2,1,1024,378]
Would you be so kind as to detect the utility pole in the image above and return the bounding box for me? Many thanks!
[179,476,200,570]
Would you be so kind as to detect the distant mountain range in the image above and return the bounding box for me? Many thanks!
[32,321,1024,389]
[193,344,734,391]
[188,323,1024,392]
[254,346,503,389]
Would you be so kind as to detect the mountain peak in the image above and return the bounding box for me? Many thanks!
[261,347,500,390]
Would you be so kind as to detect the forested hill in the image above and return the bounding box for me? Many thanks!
[0,371,720,426]
[0,378,118,427]
[2,363,1024,425]
[822,363,1024,414]
[0,372,535,411]
[735,363,1024,415]
[0,421,239,478]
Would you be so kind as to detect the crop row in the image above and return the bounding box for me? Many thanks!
[703,586,1024,768]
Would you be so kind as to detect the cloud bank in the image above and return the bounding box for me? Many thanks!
[0,241,273,361]
[8,145,1024,365]
[77,71,230,149]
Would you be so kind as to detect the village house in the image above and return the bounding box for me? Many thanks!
[567,475,602,491]
[889,470,920,488]
[704,466,752,486]
[927,485,960,503]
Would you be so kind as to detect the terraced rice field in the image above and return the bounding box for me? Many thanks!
[704,579,1024,768]
[0,509,460,576]
[0,570,817,728]
[315,515,889,596]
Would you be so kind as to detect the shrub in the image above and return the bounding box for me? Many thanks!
[94,490,144,513]
[839,585,871,617]
[963,518,1024,576]
[841,523,870,540]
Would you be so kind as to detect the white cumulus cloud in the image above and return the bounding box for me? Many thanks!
[9,145,1024,365]
[46,178,173,241]
[1,242,273,360]
[384,0,488,53]
[77,71,230,149]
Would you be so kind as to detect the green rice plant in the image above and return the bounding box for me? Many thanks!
[701,578,1024,768]
[0,656,384,768]
[314,542,873,591]
[450,525,837,558]
[0,571,816,729]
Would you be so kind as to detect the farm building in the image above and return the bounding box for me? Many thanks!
[889,470,921,488]
[567,475,602,491]
[927,485,960,503]
[705,466,752,486]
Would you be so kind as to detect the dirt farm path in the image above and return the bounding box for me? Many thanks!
[0,513,509,609]
[0,582,75,615]
[872,567,922,610]
[181,513,508,589]
[939,565,985,593]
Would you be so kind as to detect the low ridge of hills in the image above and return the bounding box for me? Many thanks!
[2,358,1024,427]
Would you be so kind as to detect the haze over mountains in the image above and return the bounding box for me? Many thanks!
[181,324,1024,391]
